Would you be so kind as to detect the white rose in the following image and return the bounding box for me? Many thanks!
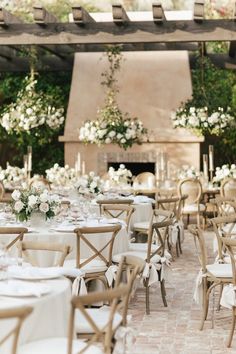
[12,189,21,201]
[39,202,49,213]
[28,195,38,207]
[14,200,24,213]
[39,192,48,203]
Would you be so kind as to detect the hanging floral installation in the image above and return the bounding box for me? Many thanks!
[0,74,64,134]
[79,46,148,150]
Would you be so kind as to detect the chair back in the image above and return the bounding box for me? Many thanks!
[74,224,121,268]
[177,178,202,206]
[221,238,236,286]
[220,178,236,198]
[69,285,129,354]
[101,204,135,232]
[0,227,28,251]
[18,240,71,266]
[97,199,133,215]
[188,225,208,272]
[0,306,33,354]
[156,196,181,218]
[209,196,236,217]
[133,172,156,188]
[210,214,236,262]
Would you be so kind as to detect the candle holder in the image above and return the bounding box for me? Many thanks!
[209,145,214,182]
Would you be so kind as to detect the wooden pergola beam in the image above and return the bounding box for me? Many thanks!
[0,8,23,26]
[33,5,58,25]
[112,4,130,24]
[72,5,95,24]
[0,20,234,46]
[152,2,166,23]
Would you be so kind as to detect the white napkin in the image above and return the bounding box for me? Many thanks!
[8,265,84,279]
[133,196,155,204]
[0,280,51,297]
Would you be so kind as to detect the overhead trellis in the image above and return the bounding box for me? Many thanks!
[0,1,235,72]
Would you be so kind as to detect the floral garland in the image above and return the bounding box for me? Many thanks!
[213,164,236,183]
[79,46,148,150]
[11,188,60,222]
[171,106,234,136]
[1,75,64,133]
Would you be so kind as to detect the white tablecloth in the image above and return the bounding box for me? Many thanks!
[0,277,71,354]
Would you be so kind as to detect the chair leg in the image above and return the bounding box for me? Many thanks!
[217,284,223,311]
[227,309,236,348]
[145,283,150,315]
[160,279,168,307]
[200,279,209,330]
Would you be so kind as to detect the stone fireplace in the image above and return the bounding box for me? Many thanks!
[59,50,203,175]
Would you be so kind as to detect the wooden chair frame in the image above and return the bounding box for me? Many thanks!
[220,178,236,198]
[18,240,71,266]
[0,306,33,354]
[0,227,28,251]
[101,204,135,232]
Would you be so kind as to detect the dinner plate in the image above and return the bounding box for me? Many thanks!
[8,266,61,281]
[0,280,51,297]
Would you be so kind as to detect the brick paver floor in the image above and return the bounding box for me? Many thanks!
[128,229,236,354]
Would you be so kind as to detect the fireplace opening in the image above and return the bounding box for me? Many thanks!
[107,162,155,176]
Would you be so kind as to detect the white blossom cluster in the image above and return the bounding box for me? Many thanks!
[171,106,234,136]
[177,165,200,180]
[11,188,60,222]
[108,164,132,184]
[79,117,147,149]
[0,164,26,189]
[1,76,64,133]
[76,171,103,195]
[213,164,236,183]
[45,164,77,187]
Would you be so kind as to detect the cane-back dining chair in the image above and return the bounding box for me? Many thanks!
[19,284,129,354]
[188,224,232,330]
[0,306,33,354]
[220,178,236,199]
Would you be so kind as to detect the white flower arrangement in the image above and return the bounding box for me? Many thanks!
[108,164,132,184]
[45,163,77,187]
[11,188,60,222]
[177,165,200,180]
[1,75,64,133]
[76,171,103,195]
[79,116,147,150]
[171,106,234,136]
[0,164,27,189]
[213,164,236,183]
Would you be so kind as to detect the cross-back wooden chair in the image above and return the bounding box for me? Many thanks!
[29,176,51,191]
[220,237,236,347]
[101,204,135,232]
[0,306,33,354]
[75,255,144,341]
[64,224,122,290]
[0,227,28,252]
[97,199,133,215]
[19,284,129,354]
[220,178,236,199]
[113,212,175,314]
[188,224,232,331]
[177,178,205,227]
[18,241,71,267]
[209,196,236,218]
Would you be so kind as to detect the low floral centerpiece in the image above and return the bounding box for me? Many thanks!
[0,164,27,189]
[79,46,148,150]
[177,165,200,180]
[11,188,60,222]
[213,164,236,184]
[76,171,103,195]
[171,106,234,136]
[108,164,132,185]
[45,163,77,188]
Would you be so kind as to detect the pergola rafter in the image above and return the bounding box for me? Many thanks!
[0,2,234,72]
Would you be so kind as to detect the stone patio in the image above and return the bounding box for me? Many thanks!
[128,229,236,354]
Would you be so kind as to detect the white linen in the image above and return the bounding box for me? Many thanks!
[220,284,236,309]
[8,265,84,280]
[0,280,51,297]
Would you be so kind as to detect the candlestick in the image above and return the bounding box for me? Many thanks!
[203,154,208,180]
[77,152,81,172]
[27,146,32,172]
[209,145,214,171]
[23,155,28,178]
[82,161,86,175]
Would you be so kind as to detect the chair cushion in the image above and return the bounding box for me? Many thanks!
[18,337,103,354]
[112,251,146,263]
[182,203,205,213]
[63,259,107,274]
[128,243,159,253]
[206,263,232,278]
[133,221,149,231]
[75,306,122,334]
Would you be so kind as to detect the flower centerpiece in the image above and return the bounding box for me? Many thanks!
[177,165,200,180]
[11,188,60,222]
[1,75,64,133]
[45,163,77,188]
[213,164,236,184]
[171,106,234,136]
[79,46,148,150]
[76,171,103,195]
[0,164,27,189]
[108,164,132,185]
